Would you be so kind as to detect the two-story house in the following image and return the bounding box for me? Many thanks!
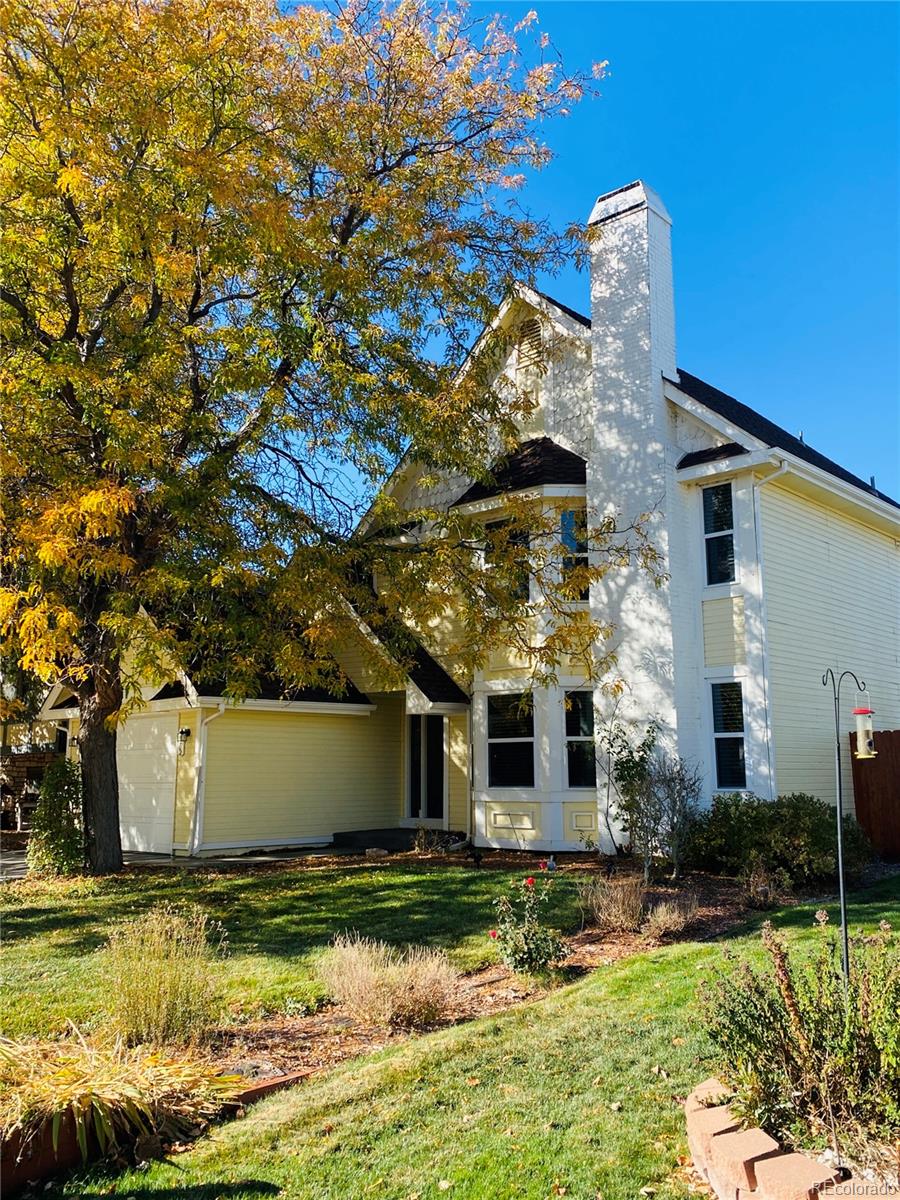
[44,181,900,856]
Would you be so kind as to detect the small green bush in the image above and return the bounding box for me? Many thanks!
[699,915,899,1166]
[26,760,84,877]
[688,792,871,885]
[105,905,225,1047]
[491,875,565,975]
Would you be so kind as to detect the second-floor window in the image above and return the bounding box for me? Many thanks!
[485,519,530,602]
[565,690,596,788]
[487,693,535,787]
[561,507,589,601]
[703,483,735,585]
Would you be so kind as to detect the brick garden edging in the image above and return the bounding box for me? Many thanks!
[686,1078,885,1199]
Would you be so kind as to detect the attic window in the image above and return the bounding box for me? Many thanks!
[516,318,542,372]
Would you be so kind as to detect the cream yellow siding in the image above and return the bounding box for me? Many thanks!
[447,713,470,831]
[483,800,543,843]
[760,484,900,809]
[201,694,403,847]
[702,596,746,666]
[173,708,198,847]
[562,800,598,841]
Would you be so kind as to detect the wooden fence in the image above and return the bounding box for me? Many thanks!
[849,729,900,860]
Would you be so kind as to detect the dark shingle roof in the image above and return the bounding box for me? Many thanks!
[677,442,748,470]
[672,370,899,511]
[451,437,587,507]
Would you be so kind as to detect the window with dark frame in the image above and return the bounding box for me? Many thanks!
[711,681,746,790]
[484,519,530,602]
[703,483,736,585]
[561,507,589,601]
[564,690,596,788]
[487,693,535,788]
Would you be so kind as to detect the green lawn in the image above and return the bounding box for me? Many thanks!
[37,876,900,1200]
[0,859,580,1038]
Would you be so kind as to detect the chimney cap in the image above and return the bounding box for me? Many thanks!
[588,180,671,227]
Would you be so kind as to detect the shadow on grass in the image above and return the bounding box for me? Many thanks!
[58,1184,279,1199]
[3,861,583,959]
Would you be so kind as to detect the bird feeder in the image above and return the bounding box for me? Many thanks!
[852,695,877,760]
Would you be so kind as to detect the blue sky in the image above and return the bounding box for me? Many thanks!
[484,1,899,497]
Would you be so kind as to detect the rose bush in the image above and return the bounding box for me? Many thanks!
[490,876,565,975]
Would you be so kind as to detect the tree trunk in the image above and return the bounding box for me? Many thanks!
[77,692,123,874]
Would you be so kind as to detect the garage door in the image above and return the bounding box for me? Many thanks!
[116,714,178,853]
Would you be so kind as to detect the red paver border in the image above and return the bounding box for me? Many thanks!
[685,1077,860,1200]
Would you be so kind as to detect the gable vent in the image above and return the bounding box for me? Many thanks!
[517,318,542,371]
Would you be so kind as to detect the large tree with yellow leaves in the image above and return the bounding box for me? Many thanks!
[1,0,652,873]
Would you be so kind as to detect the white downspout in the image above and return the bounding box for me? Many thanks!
[189,702,225,856]
[752,459,790,798]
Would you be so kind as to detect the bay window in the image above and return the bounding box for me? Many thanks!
[565,690,596,788]
[487,693,535,787]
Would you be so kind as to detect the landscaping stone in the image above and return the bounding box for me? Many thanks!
[684,1079,852,1200]
[365,847,389,859]
[685,1076,734,1115]
[709,1126,780,1191]
[686,1100,740,1166]
[753,1152,839,1200]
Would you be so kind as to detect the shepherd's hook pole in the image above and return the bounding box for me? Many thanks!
[821,668,865,985]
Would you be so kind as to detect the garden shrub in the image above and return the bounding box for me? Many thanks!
[577,874,646,933]
[105,905,225,1046]
[491,875,565,974]
[317,934,457,1028]
[643,891,699,940]
[688,792,872,885]
[0,1034,239,1157]
[699,914,900,1167]
[26,760,84,877]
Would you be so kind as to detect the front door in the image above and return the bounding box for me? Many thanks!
[407,714,445,823]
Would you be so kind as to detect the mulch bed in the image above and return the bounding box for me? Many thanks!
[214,869,755,1082]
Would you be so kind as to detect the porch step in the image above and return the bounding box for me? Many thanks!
[330,827,418,852]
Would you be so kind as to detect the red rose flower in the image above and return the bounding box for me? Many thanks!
[489,930,498,939]
[524,877,535,887]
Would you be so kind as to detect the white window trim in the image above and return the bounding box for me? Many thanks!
[404,714,449,829]
[709,679,749,793]
[563,689,596,791]
[701,481,738,589]
[486,693,536,790]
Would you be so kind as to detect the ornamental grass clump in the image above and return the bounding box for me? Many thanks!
[490,875,565,975]
[699,914,900,1170]
[577,874,646,933]
[0,1031,240,1159]
[317,934,457,1029]
[105,905,226,1047]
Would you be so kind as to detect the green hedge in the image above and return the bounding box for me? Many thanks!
[687,792,871,885]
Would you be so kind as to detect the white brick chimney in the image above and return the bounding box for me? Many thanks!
[587,181,680,743]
